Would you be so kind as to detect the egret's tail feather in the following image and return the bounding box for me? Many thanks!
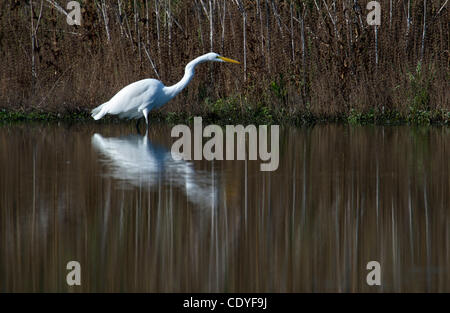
[91,102,108,120]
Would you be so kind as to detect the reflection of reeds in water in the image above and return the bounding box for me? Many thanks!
[0,124,449,292]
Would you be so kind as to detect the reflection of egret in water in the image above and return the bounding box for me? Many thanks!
[92,132,218,209]
[0,125,448,292]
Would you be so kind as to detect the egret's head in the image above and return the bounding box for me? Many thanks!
[206,52,240,64]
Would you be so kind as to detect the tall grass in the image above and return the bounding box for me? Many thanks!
[0,0,448,118]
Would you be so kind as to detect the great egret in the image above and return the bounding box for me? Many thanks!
[91,52,240,127]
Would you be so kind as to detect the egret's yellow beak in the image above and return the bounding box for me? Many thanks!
[218,56,240,64]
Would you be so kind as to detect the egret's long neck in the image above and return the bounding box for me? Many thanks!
[163,55,208,99]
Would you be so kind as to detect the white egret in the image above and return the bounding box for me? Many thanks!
[91,52,240,127]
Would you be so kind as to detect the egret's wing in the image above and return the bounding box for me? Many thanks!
[103,79,163,118]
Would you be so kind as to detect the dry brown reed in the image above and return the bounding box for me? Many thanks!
[0,1,448,117]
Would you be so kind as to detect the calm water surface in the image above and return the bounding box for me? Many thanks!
[0,122,449,292]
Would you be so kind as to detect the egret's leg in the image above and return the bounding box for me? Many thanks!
[143,108,149,130]
[135,118,141,134]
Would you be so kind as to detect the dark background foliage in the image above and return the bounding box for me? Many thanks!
[0,0,448,118]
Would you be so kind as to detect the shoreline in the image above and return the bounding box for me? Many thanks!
[1,107,449,127]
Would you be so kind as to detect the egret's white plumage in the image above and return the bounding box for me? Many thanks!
[91,52,239,126]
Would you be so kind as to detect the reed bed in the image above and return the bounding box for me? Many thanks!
[0,1,448,122]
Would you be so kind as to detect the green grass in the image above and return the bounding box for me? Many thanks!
[0,109,90,123]
[1,101,449,127]
[161,96,450,126]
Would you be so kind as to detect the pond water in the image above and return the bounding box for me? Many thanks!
[0,122,448,292]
